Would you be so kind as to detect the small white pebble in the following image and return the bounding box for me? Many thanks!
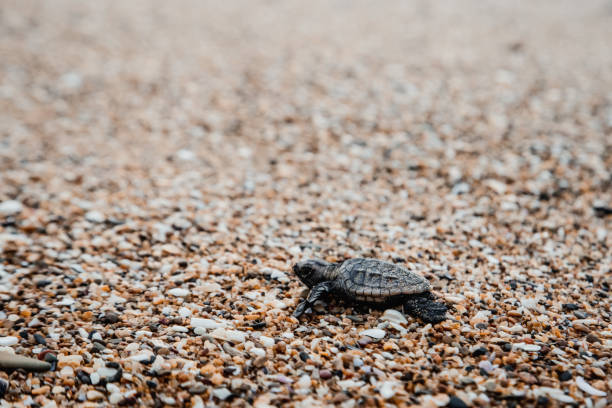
[176,149,196,161]
[0,200,23,216]
[106,383,120,393]
[576,377,607,397]
[109,392,122,404]
[190,318,226,329]
[97,366,118,380]
[296,375,311,389]
[360,328,386,341]
[125,343,140,352]
[381,309,407,324]
[250,347,266,358]
[171,325,188,333]
[60,366,74,378]
[90,372,100,385]
[212,388,232,400]
[178,307,192,318]
[513,343,541,352]
[0,336,18,346]
[534,387,575,403]
[168,288,190,297]
[337,380,365,390]
[128,351,154,362]
[54,296,75,306]
[260,336,275,347]
[210,328,246,343]
[200,282,222,292]
[85,211,105,223]
[86,390,104,401]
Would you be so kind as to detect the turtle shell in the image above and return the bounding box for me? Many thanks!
[337,258,430,302]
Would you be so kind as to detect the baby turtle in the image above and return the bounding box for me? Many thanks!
[293,258,447,323]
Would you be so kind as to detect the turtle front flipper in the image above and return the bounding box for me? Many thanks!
[292,281,333,318]
[403,292,447,324]
[293,300,310,318]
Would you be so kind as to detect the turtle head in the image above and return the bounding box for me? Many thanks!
[293,259,332,288]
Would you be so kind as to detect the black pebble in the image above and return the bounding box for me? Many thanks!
[223,367,237,376]
[299,352,310,362]
[36,280,52,288]
[146,380,158,389]
[472,347,487,357]
[0,379,8,398]
[400,372,414,382]
[33,333,46,345]
[562,303,579,311]
[502,342,512,352]
[558,371,572,381]
[100,312,120,324]
[593,206,612,217]
[448,396,468,408]
[250,321,266,329]
[77,370,91,385]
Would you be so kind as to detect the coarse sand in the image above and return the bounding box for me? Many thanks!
[1,1,611,406]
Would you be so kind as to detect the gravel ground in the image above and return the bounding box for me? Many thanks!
[1,1,611,407]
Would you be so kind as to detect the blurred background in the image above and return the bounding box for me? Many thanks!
[1,0,610,260]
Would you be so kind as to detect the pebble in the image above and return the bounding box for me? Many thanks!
[0,379,7,398]
[360,329,386,341]
[90,372,100,385]
[109,392,123,404]
[210,328,247,343]
[200,282,222,292]
[250,347,266,358]
[576,377,606,397]
[513,343,541,352]
[129,351,154,362]
[178,307,192,318]
[337,380,364,390]
[259,336,275,347]
[318,369,332,379]
[60,366,74,378]
[381,309,408,324]
[448,396,469,408]
[296,375,311,389]
[100,312,120,324]
[84,211,105,223]
[534,387,575,404]
[212,388,232,400]
[168,288,190,297]
[190,318,227,329]
[379,381,399,399]
[87,390,104,401]
[54,296,76,306]
[0,337,18,346]
[189,383,207,394]
[0,200,23,216]
[32,385,50,395]
[58,354,83,368]
[97,366,120,382]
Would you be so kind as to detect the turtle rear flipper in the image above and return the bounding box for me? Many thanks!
[404,292,447,324]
